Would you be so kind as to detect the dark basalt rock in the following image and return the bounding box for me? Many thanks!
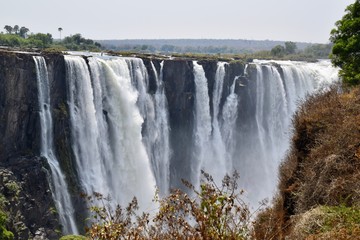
[0,50,248,237]
[0,51,40,160]
[0,156,60,239]
[162,59,196,188]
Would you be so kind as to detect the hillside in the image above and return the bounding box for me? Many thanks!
[254,85,360,239]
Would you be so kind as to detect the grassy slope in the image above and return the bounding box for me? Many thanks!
[254,86,360,240]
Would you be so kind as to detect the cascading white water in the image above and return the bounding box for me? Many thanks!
[193,61,239,185]
[33,56,78,234]
[236,60,339,205]
[65,55,156,211]
[147,61,170,196]
[57,54,338,225]
[189,59,338,206]
[210,62,229,180]
[192,61,212,186]
[65,56,107,195]
[220,75,239,174]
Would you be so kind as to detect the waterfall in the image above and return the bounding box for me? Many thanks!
[192,61,240,186]
[33,56,78,234]
[210,62,230,179]
[147,61,170,196]
[56,54,338,224]
[192,61,212,186]
[236,60,339,205]
[190,59,338,205]
[220,75,239,174]
[65,55,156,211]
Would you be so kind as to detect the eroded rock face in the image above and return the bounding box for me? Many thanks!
[0,51,60,239]
[0,156,60,239]
[0,50,248,238]
[0,51,40,160]
[162,59,196,188]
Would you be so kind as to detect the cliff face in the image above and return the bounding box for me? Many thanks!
[0,50,248,238]
[254,86,360,240]
[0,51,61,239]
[161,59,247,188]
[1,50,341,239]
[0,51,40,160]
[162,59,196,188]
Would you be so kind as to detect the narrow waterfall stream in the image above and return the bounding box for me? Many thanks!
[33,56,78,234]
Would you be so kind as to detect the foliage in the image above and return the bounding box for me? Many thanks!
[0,25,101,51]
[42,45,67,54]
[288,205,360,240]
[330,0,360,85]
[85,171,262,239]
[3,25,13,34]
[3,25,29,38]
[255,85,360,239]
[270,42,298,57]
[61,33,102,51]
[304,43,333,58]
[19,26,29,38]
[271,45,286,57]
[27,33,53,47]
[0,34,23,47]
[0,31,52,49]
[0,211,14,240]
[285,41,297,54]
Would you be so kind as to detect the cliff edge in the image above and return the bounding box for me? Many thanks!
[254,86,360,240]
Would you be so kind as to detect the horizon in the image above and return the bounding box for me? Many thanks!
[1,0,354,44]
[95,38,321,44]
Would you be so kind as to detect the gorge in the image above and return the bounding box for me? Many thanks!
[0,50,339,238]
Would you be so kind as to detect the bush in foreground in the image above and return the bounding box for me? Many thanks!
[253,85,360,239]
[84,171,265,240]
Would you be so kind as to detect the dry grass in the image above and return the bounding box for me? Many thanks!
[254,85,360,239]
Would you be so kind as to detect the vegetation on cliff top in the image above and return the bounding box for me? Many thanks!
[0,25,102,52]
[107,41,330,63]
[331,0,360,86]
[251,1,360,238]
[0,24,331,62]
[253,86,360,239]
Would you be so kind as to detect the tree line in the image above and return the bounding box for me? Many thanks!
[0,25,102,51]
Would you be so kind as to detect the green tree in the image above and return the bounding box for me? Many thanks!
[19,27,29,38]
[271,45,286,57]
[4,25,13,34]
[330,0,360,85]
[304,43,333,58]
[285,41,297,54]
[58,27,63,41]
[13,25,19,35]
[27,33,53,48]
[0,34,23,47]
[85,171,262,240]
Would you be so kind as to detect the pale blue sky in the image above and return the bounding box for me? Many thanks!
[0,0,355,43]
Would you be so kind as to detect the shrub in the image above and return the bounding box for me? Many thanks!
[256,85,360,239]
[288,205,360,240]
[85,171,264,239]
[0,211,13,240]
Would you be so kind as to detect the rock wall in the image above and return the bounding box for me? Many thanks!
[0,50,248,238]
[0,51,61,239]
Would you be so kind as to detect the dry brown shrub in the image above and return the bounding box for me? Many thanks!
[252,195,287,240]
[84,171,262,240]
[260,85,360,239]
